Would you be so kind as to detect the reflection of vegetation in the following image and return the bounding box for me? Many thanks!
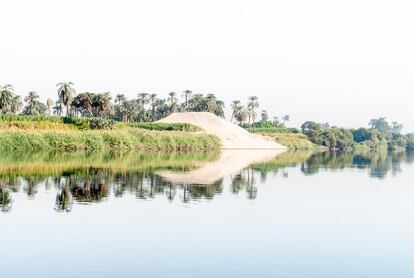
[0,187,12,212]
[252,151,313,173]
[301,151,414,179]
[0,151,220,178]
[1,151,413,213]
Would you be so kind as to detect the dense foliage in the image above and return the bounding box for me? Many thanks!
[0,84,226,122]
[301,118,412,151]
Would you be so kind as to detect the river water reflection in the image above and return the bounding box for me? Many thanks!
[1,150,414,277]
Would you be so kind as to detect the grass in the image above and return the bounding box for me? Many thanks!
[260,133,318,150]
[124,122,203,132]
[0,115,222,151]
[0,129,220,152]
[247,127,299,134]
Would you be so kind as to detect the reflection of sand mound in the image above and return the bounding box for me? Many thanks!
[157,149,285,185]
[158,112,286,150]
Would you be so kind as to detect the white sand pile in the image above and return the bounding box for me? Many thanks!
[157,149,285,185]
[158,112,286,150]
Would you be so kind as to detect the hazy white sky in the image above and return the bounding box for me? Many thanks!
[1,0,413,131]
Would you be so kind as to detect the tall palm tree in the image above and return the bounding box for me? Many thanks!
[282,115,290,125]
[149,93,157,121]
[53,99,64,116]
[0,84,14,113]
[234,106,249,125]
[137,93,149,121]
[10,95,23,114]
[247,96,259,131]
[230,100,242,122]
[189,94,204,111]
[56,82,76,116]
[115,94,126,121]
[47,98,54,115]
[205,94,217,113]
[168,92,178,114]
[182,90,192,111]
[22,91,47,115]
[23,91,40,115]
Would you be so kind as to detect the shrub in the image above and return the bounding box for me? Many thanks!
[126,122,202,132]
[89,118,114,130]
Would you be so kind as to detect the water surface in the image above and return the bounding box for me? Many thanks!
[1,151,414,277]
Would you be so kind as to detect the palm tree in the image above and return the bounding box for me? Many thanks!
[247,96,259,131]
[205,94,218,113]
[189,94,204,111]
[234,106,249,125]
[47,98,54,115]
[22,91,47,115]
[182,90,192,111]
[168,92,178,114]
[10,95,23,114]
[230,100,242,122]
[149,93,157,121]
[56,82,76,116]
[24,91,40,115]
[53,99,64,116]
[282,115,290,125]
[114,94,126,121]
[0,84,14,113]
[137,93,149,121]
[261,110,269,122]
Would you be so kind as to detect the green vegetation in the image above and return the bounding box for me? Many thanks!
[0,114,220,152]
[301,118,412,151]
[0,129,220,152]
[125,122,202,132]
[261,133,317,150]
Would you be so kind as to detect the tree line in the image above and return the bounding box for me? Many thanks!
[0,83,226,122]
[301,118,414,151]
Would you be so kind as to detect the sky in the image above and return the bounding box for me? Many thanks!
[1,0,413,131]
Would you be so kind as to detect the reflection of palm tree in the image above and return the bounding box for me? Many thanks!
[0,188,12,212]
[55,186,73,212]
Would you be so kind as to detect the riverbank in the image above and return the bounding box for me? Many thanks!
[0,115,221,152]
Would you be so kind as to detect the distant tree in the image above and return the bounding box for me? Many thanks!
[10,95,23,114]
[261,110,269,122]
[137,93,149,121]
[234,106,249,125]
[22,91,47,115]
[47,98,54,115]
[247,96,259,131]
[53,99,64,116]
[0,84,14,113]
[182,90,192,111]
[56,82,76,116]
[282,115,290,125]
[369,118,391,133]
[168,92,178,114]
[149,93,158,121]
[391,121,403,134]
[230,100,242,122]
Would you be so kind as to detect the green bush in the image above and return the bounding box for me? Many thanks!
[126,122,202,132]
[89,118,114,130]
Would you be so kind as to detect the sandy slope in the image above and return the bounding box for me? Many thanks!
[158,112,286,150]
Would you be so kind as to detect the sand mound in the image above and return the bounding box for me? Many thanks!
[158,112,286,150]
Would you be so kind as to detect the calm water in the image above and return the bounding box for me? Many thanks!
[1,150,414,278]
